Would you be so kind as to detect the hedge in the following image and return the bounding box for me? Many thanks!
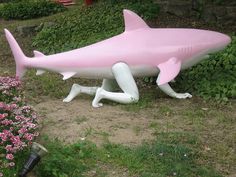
[0,0,66,20]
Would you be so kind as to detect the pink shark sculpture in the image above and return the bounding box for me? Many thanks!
[5,10,231,107]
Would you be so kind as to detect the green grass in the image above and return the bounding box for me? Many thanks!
[5,133,223,177]
[35,138,97,177]
[36,133,221,177]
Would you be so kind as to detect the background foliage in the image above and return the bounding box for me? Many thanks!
[32,0,160,54]
[0,0,18,3]
[0,0,66,20]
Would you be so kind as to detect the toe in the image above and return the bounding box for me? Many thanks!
[63,98,69,102]
[92,103,103,108]
[185,93,192,98]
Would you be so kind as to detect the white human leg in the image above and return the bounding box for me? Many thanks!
[92,63,139,107]
[158,83,192,99]
[63,79,117,103]
[63,84,98,102]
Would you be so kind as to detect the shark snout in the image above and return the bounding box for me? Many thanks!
[210,32,231,51]
[218,33,231,46]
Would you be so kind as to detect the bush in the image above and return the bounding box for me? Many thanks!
[0,0,16,3]
[32,0,160,54]
[175,36,236,101]
[0,77,39,176]
[0,0,66,20]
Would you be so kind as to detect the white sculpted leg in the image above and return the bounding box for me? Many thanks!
[63,79,117,103]
[158,83,192,99]
[92,62,139,107]
[63,84,98,102]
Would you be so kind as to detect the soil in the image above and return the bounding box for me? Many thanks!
[33,95,235,146]
[35,97,156,146]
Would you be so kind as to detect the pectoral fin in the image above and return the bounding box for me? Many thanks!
[157,57,181,85]
[61,72,76,80]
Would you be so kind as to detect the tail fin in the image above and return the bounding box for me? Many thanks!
[4,29,27,79]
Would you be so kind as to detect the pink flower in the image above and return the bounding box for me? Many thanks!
[1,119,13,126]
[32,112,37,119]
[15,115,22,120]
[0,102,5,108]
[5,145,13,152]
[18,128,27,134]
[27,122,36,129]
[0,76,39,175]
[0,114,6,120]
[9,162,15,167]
[34,132,40,137]
[23,133,34,141]
[10,104,17,109]
[10,136,22,147]
[0,133,7,142]
[6,154,14,160]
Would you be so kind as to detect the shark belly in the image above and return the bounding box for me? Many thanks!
[73,65,159,79]
[181,54,209,70]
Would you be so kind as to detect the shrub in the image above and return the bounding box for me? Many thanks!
[0,77,39,175]
[32,0,160,54]
[175,36,236,101]
[0,0,66,20]
[0,0,16,3]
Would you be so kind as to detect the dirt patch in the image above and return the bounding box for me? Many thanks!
[84,162,137,177]
[34,95,236,148]
[35,97,156,146]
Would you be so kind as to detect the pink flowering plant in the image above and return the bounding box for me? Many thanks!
[0,77,39,176]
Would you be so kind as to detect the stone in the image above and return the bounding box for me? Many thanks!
[17,24,38,37]
[154,0,235,27]
[154,0,192,17]
[165,0,192,17]
[201,6,217,23]
[214,6,227,19]
[35,22,57,32]
[154,0,168,12]
[43,22,57,28]
[16,22,56,37]
[226,6,236,19]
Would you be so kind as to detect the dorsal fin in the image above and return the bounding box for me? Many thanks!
[61,72,76,80]
[33,50,46,75]
[36,70,46,75]
[123,9,149,32]
[33,50,45,57]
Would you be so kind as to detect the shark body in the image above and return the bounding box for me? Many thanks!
[5,9,231,107]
